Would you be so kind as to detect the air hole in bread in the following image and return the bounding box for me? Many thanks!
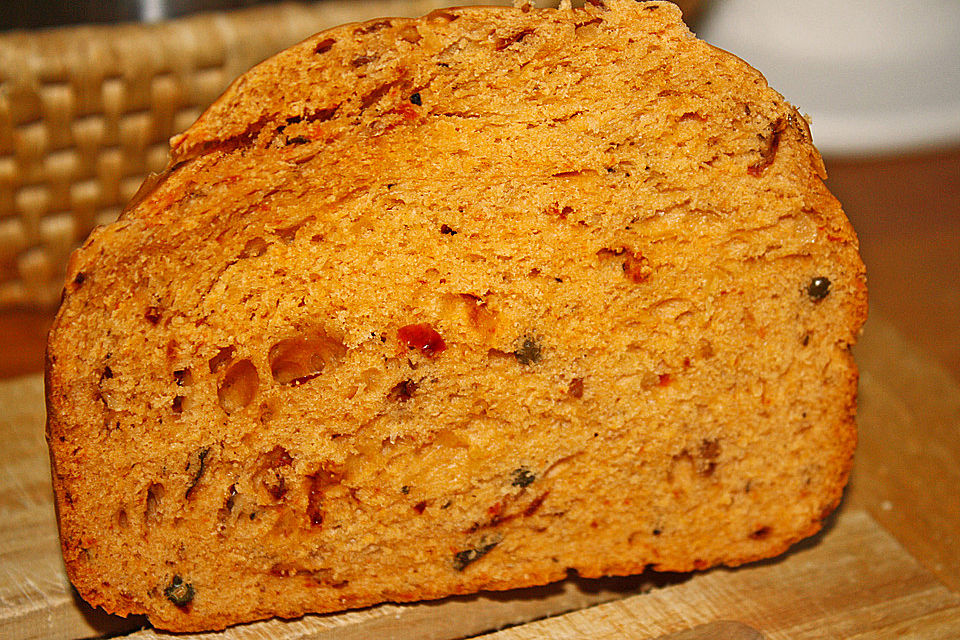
[597,246,625,264]
[272,217,314,244]
[748,117,786,176]
[426,9,459,23]
[697,338,715,359]
[97,365,115,407]
[399,24,422,44]
[700,439,721,460]
[173,368,192,386]
[679,111,707,122]
[355,19,392,35]
[623,250,653,283]
[494,28,535,51]
[268,330,346,385]
[387,379,417,402]
[218,484,238,522]
[145,483,164,526]
[271,507,301,536]
[750,526,772,540]
[217,359,259,413]
[257,400,276,425]
[254,446,293,502]
[575,17,604,32]
[552,169,595,179]
[238,237,268,259]
[360,79,409,111]
[208,346,235,374]
[351,55,375,68]
[270,562,313,578]
[444,293,498,338]
[307,465,345,526]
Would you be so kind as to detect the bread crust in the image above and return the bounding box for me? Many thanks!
[46,1,866,631]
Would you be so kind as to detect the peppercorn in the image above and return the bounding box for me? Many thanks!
[409,92,422,106]
[807,276,831,301]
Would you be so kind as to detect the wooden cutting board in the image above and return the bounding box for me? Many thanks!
[3,314,960,639]
[480,510,960,639]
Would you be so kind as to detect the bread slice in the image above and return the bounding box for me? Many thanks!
[45,0,867,632]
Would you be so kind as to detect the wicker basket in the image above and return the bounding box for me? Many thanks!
[0,0,480,309]
[0,0,699,310]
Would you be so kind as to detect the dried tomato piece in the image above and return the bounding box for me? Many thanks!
[398,323,446,357]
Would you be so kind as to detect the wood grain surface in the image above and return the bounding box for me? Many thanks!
[2,313,959,639]
[846,315,960,592]
[825,148,960,383]
[478,510,960,639]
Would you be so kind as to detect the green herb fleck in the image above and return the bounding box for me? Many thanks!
[511,467,536,488]
[514,337,542,365]
[164,575,195,607]
[453,541,499,571]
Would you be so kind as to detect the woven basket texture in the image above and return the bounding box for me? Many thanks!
[0,0,470,309]
[0,0,698,310]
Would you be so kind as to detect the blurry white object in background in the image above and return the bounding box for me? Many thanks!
[698,0,960,157]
